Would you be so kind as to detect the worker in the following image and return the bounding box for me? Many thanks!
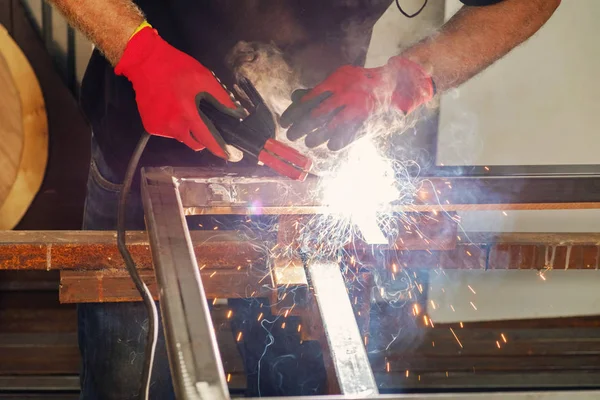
[47,0,560,398]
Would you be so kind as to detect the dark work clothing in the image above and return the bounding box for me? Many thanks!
[79,137,173,399]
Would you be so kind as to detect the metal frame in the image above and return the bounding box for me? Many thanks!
[142,170,230,400]
[140,166,600,399]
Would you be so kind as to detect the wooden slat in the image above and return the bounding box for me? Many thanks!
[381,328,600,357]
[375,370,600,390]
[0,291,76,333]
[0,270,59,290]
[376,354,600,373]
[0,332,79,375]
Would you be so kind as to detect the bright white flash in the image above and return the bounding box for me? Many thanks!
[321,138,399,244]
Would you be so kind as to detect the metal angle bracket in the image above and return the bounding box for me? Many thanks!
[141,169,230,400]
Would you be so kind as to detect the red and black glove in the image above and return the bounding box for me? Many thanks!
[115,25,244,160]
[280,57,435,151]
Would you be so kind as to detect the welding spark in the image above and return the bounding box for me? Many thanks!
[413,303,421,316]
[496,340,501,349]
[468,285,476,294]
[449,327,463,349]
[226,310,233,319]
[501,333,507,343]
[236,332,243,342]
[470,301,478,310]
[318,138,415,246]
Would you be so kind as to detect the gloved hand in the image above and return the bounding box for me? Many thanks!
[280,57,435,151]
[115,25,244,160]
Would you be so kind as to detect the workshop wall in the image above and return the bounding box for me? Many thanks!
[440,0,600,233]
[371,1,600,233]
[21,0,93,93]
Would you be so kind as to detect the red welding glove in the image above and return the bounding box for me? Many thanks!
[115,26,245,159]
[280,57,435,151]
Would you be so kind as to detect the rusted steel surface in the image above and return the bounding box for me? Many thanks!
[4,230,600,305]
[60,267,271,304]
[0,231,265,271]
[3,231,600,274]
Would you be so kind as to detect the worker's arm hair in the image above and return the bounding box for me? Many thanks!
[47,0,145,65]
[401,0,561,92]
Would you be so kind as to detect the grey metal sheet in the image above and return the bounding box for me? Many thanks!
[306,261,378,397]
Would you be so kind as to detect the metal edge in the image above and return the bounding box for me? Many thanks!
[306,261,379,396]
[141,168,230,400]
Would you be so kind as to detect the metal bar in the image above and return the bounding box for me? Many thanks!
[1,231,599,274]
[243,393,600,400]
[0,376,79,391]
[430,164,600,177]
[306,261,378,396]
[59,268,269,303]
[151,168,600,214]
[141,170,230,400]
[0,230,264,271]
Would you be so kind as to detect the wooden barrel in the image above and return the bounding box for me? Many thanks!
[0,25,48,229]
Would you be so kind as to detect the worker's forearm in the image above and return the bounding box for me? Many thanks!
[401,0,561,92]
[48,0,144,65]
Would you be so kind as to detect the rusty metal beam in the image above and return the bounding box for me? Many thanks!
[0,230,264,271]
[59,268,270,303]
[3,231,600,304]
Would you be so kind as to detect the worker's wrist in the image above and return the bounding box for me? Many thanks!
[386,56,436,97]
[115,24,159,77]
[129,20,153,40]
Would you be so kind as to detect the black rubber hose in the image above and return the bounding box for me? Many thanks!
[116,132,158,400]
